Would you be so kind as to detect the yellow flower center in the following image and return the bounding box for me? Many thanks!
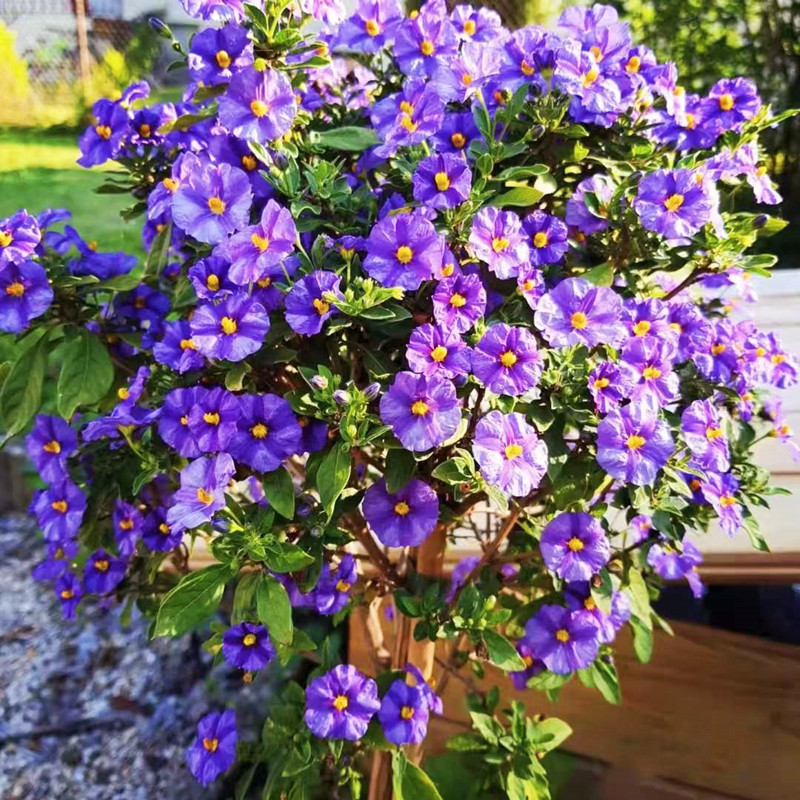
[180,338,197,351]
[205,274,220,291]
[0,231,12,247]
[410,400,429,416]
[441,262,455,277]
[257,276,272,288]
[208,196,226,215]
[642,366,662,380]
[241,154,257,171]
[685,113,697,130]
[664,193,685,212]
[163,177,179,192]
[582,67,600,87]
[394,501,411,516]
[448,292,467,309]
[567,536,584,552]
[533,231,549,248]
[626,55,641,73]
[94,559,109,572]
[5,282,24,297]
[522,655,533,667]
[202,738,219,753]
[196,488,214,505]
[772,353,786,364]
[420,39,435,56]
[400,706,415,720]
[250,99,270,117]
[589,46,602,61]
[491,236,509,252]
[499,350,517,368]
[203,412,220,426]
[520,59,534,76]
[555,628,570,643]
[51,500,68,514]
[180,415,189,426]
[215,49,232,69]
[584,596,596,611]
[312,298,330,316]
[593,377,610,390]
[159,523,171,534]
[365,18,380,36]
[434,171,450,191]
[706,426,724,440]
[720,493,737,508]
[242,633,257,646]
[718,93,735,111]
[463,19,476,35]
[251,232,271,252]
[504,443,523,460]
[522,279,535,292]
[43,440,61,454]
[711,343,727,356]
[401,115,419,133]
[633,320,651,336]
[117,387,130,401]
[332,695,349,712]
[430,345,448,363]
[95,124,112,140]
[396,245,414,264]
[626,434,646,450]
[462,73,474,86]
[220,316,238,335]
[119,518,134,531]
[139,124,152,138]
[570,311,588,330]
[335,579,351,592]
[451,132,466,149]
[61,589,74,600]
[399,101,414,115]
[251,423,268,439]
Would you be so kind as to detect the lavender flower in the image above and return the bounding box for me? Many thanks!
[540,512,611,581]
[304,665,380,740]
[362,477,439,547]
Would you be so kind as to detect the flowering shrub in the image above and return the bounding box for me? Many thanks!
[1,1,798,797]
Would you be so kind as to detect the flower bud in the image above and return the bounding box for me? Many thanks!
[333,389,349,404]
[310,375,328,390]
[754,214,768,229]
[363,382,380,400]
[148,16,173,39]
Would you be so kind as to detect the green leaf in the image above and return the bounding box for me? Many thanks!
[257,574,293,645]
[232,572,260,624]
[143,222,172,279]
[742,514,769,552]
[582,262,614,287]
[56,329,114,419]
[225,360,251,391]
[394,590,422,618]
[264,542,314,573]
[631,616,654,664]
[529,717,572,752]
[0,331,49,436]
[312,126,379,152]
[625,568,652,628]
[392,751,444,800]
[317,441,351,517]
[495,164,550,181]
[153,563,233,638]
[261,467,295,519]
[431,456,474,485]
[385,448,415,493]
[494,186,545,208]
[590,658,621,704]
[446,733,488,752]
[483,630,526,672]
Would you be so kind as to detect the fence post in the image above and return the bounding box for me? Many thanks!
[74,0,91,94]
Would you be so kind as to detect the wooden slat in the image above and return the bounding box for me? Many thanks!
[349,620,800,800]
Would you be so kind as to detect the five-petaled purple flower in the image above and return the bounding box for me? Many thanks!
[468,207,530,279]
[472,323,543,397]
[378,680,429,745]
[412,152,472,210]
[222,622,276,671]
[186,710,237,787]
[218,68,297,141]
[304,664,380,741]
[362,477,439,547]
[285,271,342,336]
[524,604,601,674]
[190,291,270,361]
[540,512,611,581]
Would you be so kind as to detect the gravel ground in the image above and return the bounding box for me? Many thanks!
[0,514,276,800]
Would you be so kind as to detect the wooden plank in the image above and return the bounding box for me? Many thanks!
[349,620,800,800]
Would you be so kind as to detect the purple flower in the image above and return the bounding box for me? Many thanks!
[222,622,276,671]
[32,540,78,582]
[558,3,632,65]
[186,710,237,787]
[564,582,617,644]
[412,152,472,209]
[701,78,761,134]
[83,548,127,595]
[693,319,738,383]
[304,665,380,740]
[393,5,459,78]
[218,68,297,141]
[142,510,183,552]
[158,388,203,458]
[188,386,240,453]
[173,157,253,244]
[378,681,429,745]
[433,110,480,155]
[596,402,675,485]
[472,411,547,497]
[189,256,237,301]
[181,0,244,22]
[566,174,615,235]
[630,514,654,543]
[524,605,600,674]
[701,473,743,536]
[285,271,342,336]
[0,210,41,266]
[26,414,77,483]
[30,481,86,542]
[540,512,611,581]
[335,0,403,52]
[450,4,504,42]
[363,211,445,290]
[371,78,445,148]
[153,320,205,373]
[379,371,461,452]
[229,394,302,472]
[77,99,130,167]
[509,639,546,689]
[681,399,730,473]
[648,540,704,598]
[55,572,83,620]
[468,207,530,279]
[667,301,713,362]
[472,324,542,396]
[619,337,678,408]
[517,266,545,311]
[314,555,358,616]
[113,499,143,557]
[633,169,715,242]
[406,323,471,379]
[432,273,486,333]
[166,454,236,533]
[523,211,569,266]
[588,362,632,414]
[224,199,297,285]
[0,260,53,333]
[362,477,439,547]
[190,291,269,361]
[534,277,625,348]
[187,23,252,86]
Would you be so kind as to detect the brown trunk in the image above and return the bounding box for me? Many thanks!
[367,523,449,800]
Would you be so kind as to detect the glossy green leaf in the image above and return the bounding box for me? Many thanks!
[257,574,293,645]
[262,467,295,519]
[57,329,114,419]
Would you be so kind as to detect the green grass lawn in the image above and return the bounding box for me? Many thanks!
[0,130,142,255]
